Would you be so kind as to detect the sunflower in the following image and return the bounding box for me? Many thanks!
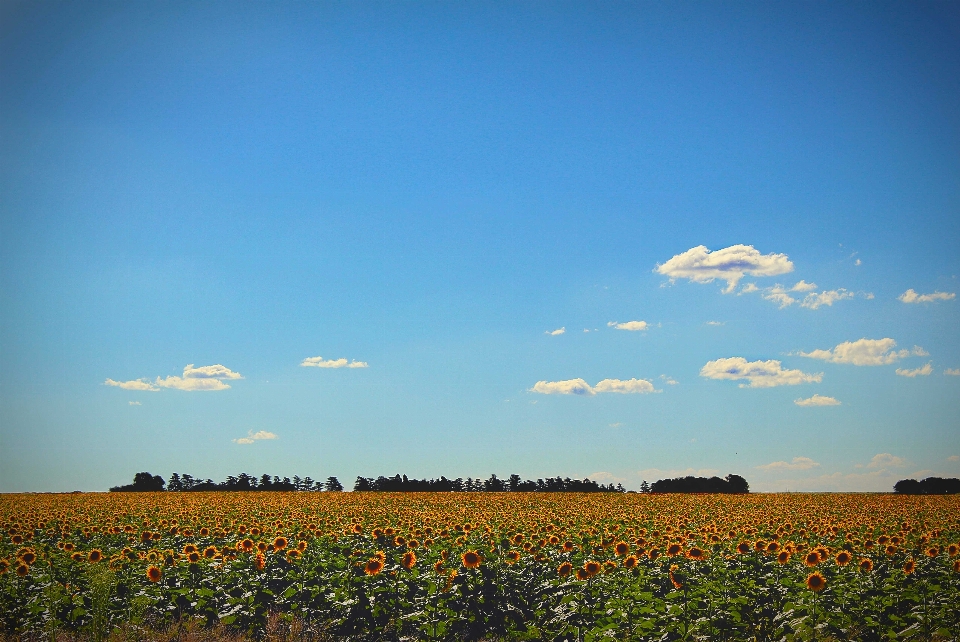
[87,550,103,563]
[186,551,201,564]
[926,546,939,558]
[285,549,301,561]
[858,558,873,573]
[623,555,639,569]
[666,543,683,557]
[15,564,29,577]
[257,542,268,553]
[239,539,254,552]
[766,541,779,554]
[461,550,482,569]
[63,542,74,552]
[273,537,288,550]
[754,540,767,552]
[648,549,661,561]
[146,566,162,582]
[575,567,590,580]
[563,540,575,552]
[687,547,706,561]
[804,551,820,567]
[669,564,682,589]
[364,558,384,576]
[394,536,406,547]
[947,544,959,557]
[736,541,751,554]
[182,544,198,555]
[806,572,826,592]
[903,559,915,575]
[0,560,8,575]
[297,540,308,552]
[584,560,601,576]
[835,551,851,567]
[352,524,363,535]
[433,560,445,574]
[199,527,210,537]
[254,554,265,570]
[17,550,36,565]
[203,546,217,559]
[11,535,23,545]
[777,551,791,564]
[885,545,897,556]
[71,552,84,562]
[505,550,521,564]
[401,551,417,569]
[954,559,960,573]
[614,541,629,556]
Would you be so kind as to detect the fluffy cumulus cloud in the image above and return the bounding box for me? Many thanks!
[896,362,933,377]
[699,357,822,388]
[233,430,278,445]
[530,378,657,395]
[791,280,818,292]
[899,289,956,304]
[300,356,369,368]
[545,327,566,336]
[655,244,793,293]
[794,394,841,406]
[757,456,820,471]
[867,453,906,469]
[798,338,926,366]
[762,286,796,309]
[946,368,960,376]
[607,320,648,331]
[105,364,242,392]
[799,288,855,310]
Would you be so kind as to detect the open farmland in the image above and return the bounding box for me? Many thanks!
[2,492,959,641]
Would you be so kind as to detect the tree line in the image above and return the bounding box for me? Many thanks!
[353,474,626,493]
[893,477,960,494]
[638,474,750,494]
[109,472,343,492]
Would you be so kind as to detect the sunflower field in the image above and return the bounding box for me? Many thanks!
[1,492,958,641]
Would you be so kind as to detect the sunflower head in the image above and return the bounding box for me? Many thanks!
[462,550,482,569]
[15,564,29,577]
[623,555,638,569]
[505,550,521,564]
[687,547,706,561]
[146,566,162,582]
[87,550,103,563]
[364,558,384,576]
[666,543,683,557]
[273,537,288,550]
[203,546,217,559]
[858,558,873,573]
[401,551,417,570]
[947,544,959,557]
[285,549,301,561]
[804,552,820,567]
[777,551,791,564]
[903,559,916,575]
[614,541,629,556]
[186,551,200,564]
[557,561,573,577]
[835,551,851,567]
[584,560,601,576]
[925,547,939,558]
[737,541,751,554]
[575,567,590,580]
[806,572,826,592]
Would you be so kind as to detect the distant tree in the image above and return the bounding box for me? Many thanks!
[110,472,165,492]
[325,477,343,491]
[354,477,372,491]
[508,474,522,492]
[168,473,182,492]
[894,477,959,494]
[639,480,650,493]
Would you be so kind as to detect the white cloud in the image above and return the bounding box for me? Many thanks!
[705,321,724,326]
[945,368,960,376]
[609,422,623,428]
[105,378,160,391]
[800,289,854,310]
[588,471,624,483]
[530,377,657,395]
[791,280,818,292]
[798,338,926,366]
[105,363,242,392]
[530,379,594,395]
[699,357,822,388]
[128,401,141,406]
[794,394,841,406]
[183,364,243,379]
[759,469,895,493]
[233,430,278,445]
[583,329,590,333]
[300,356,369,368]
[155,376,232,391]
[655,244,794,293]
[607,320,648,331]
[896,362,933,377]
[862,292,874,299]
[757,456,820,471]
[659,375,679,385]
[867,453,906,469]
[739,283,759,294]
[593,378,657,394]
[546,327,566,336]
[948,455,959,462]
[762,285,796,309]
[639,467,720,479]
[899,289,956,304]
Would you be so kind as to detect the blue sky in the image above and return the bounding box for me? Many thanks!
[1,1,958,492]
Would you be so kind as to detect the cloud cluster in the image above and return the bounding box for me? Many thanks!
[946,368,960,376]
[300,356,369,368]
[656,245,793,293]
[233,430,278,445]
[896,362,933,377]
[800,288,855,310]
[608,320,648,331]
[794,394,841,406]
[751,281,855,309]
[867,453,906,469]
[798,338,926,366]
[899,289,955,304]
[530,377,657,395]
[105,364,243,392]
[700,357,822,388]
[545,327,566,336]
[757,456,820,471]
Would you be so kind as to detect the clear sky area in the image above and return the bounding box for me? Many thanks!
[1,1,958,492]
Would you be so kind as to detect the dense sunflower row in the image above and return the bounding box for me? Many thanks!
[1,492,958,640]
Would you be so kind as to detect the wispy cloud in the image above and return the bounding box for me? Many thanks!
[946,368,960,376]
[899,289,955,304]
[128,401,141,406]
[791,280,818,292]
[798,338,926,366]
[655,244,793,293]
[607,320,648,331]
[762,286,795,309]
[639,467,719,479]
[530,377,657,395]
[705,321,724,326]
[867,453,906,469]
[300,356,369,368]
[545,327,566,336]
[794,394,841,406]
[948,455,959,462]
[758,456,820,471]
[659,375,679,385]
[896,362,933,377]
[105,364,242,392]
[700,357,821,388]
[799,288,854,310]
[232,430,278,445]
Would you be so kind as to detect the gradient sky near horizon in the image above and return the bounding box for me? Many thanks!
[2,1,959,493]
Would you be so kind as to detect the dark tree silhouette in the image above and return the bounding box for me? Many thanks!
[894,477,959,494]
[649,474,749,494]
[109,472,165,492]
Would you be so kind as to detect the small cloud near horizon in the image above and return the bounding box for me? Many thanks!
[757,456,820,471]
[607,320,648,331]
[128,401,141,406]
[301,356,369,368]
[546,327,566,336]
[794,394,841,406]
[233,430,278,445]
